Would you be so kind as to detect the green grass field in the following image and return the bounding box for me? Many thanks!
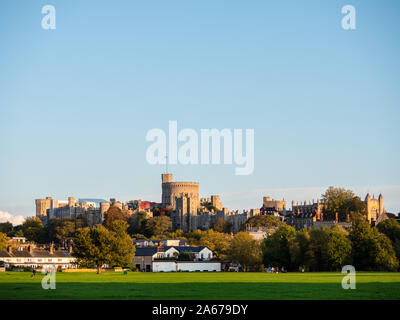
[0,272,399,300]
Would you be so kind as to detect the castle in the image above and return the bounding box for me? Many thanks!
[35,173,387,232]
[161,173,200,215]
[35,197,115,226]
[162,173,256,233]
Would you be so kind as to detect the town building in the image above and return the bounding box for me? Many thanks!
[35,196,111,226]
[35,197,139,226]
[133,245,218,272]
[284,194,386,230]
[0,245,76,270]
[134,239,188,247]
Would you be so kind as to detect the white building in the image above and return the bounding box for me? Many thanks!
[0,245,76,270]
[134,245,219,272]
[153,261,221,272]
[134,239,188,247]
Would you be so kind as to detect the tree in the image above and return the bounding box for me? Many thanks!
[326,226,352,270]
[75,214,88,230]
[166,229,186,239]
[322,187,355,221]
[212,218,228,233]
[243,215,284,230]
[229,232,262,272]
[288,226,352,271]
[198,230,231,260]
[0,232,8,251]
[263,224,296,269]
[44,217,87,244]
[375,233,399,271]
[185,229,205,245]
[22,217,44,243]
[206,205,219,212]
[177,252,194,261]
[55,219,76,244]
[107,220,136,268]
[289,229,314,271]
[308,228,330,271]
[343,197,368,220]
[13,228,24,237]
[350,217,399,271]
[0,222,13,236]
[377,219,400,263]
[73,222,135,274]
[103,205,128,229]
[144,216,172,237]
[128,211,148,235]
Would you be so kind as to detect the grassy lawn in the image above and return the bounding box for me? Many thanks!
[0,271,399,300]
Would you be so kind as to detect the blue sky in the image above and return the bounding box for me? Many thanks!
[0,0,399,221]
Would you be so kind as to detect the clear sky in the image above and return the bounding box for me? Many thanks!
[0,0,399,222]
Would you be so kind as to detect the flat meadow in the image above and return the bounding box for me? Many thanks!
[0,271,399,300]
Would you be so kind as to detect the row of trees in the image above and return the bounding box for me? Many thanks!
[0,215,88,245]
[263,215,399,272]
[104,206,172,239]
[0,222,24,237]
[0,206,173,246]
[2,215,399,273]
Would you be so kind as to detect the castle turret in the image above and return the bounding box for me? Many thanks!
[100,202,111,221]
[68,197,75,207]
[162,173,173,183]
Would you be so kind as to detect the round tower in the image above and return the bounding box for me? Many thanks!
[162,173,173,183]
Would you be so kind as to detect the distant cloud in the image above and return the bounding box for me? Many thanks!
[0,211,26,226]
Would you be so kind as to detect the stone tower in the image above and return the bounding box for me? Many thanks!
[379,194,383,214]
[365,193,384,223]
[162,173,173,183]
[161,173,199,213]
[35,197,52,217]
[68,197,75,207]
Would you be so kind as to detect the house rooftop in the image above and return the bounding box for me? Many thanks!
[0,249,71,258]
[165,246,207,253]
